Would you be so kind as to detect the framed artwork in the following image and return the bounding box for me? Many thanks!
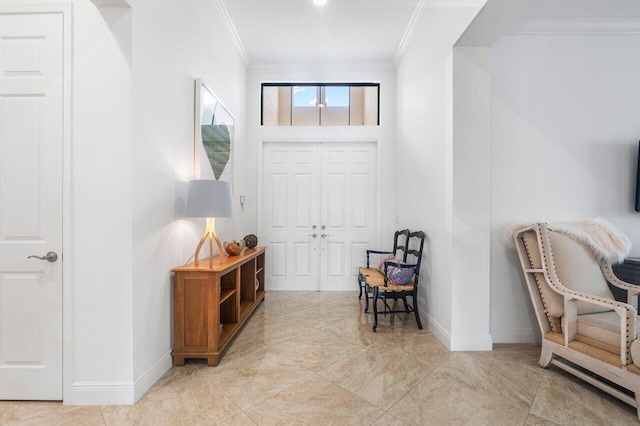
[194,78,234,185]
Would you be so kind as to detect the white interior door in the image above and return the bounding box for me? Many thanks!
[263,144,321,291]
[262,142,377,291]
[319,144,377,291]
[0,12,64,400]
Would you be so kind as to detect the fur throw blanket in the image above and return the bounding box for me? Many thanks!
[508,218,631,264]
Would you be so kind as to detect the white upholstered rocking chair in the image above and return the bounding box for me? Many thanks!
[512,220,640,419]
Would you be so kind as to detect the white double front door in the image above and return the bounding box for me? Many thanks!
[262,142,377,291]
[0,12,64,400]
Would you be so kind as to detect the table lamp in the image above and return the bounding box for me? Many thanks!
[185,179,232,267]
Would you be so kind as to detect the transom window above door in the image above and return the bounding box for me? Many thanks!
[261,83,380,126]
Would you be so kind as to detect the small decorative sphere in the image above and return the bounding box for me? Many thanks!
[244,234,258,249]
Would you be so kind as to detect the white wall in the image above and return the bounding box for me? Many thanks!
[395,4,484,348]
[490,30,640,343]
[452,46,493,349]
[1,0,246,404]
[71,3,134,402]
[129,0,247,396]
[0,0,136,403]
[245,66,397,290]
[12,0,140,404]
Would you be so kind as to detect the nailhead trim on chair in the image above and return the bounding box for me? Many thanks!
[514,224,640,416]
[539,225,634,364]
[627,363,640,376]
[521,233,559,332]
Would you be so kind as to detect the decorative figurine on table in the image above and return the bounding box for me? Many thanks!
[223,240,243,256]
[244,234,258,249]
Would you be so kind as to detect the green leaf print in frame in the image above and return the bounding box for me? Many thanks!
[195,78,234,184]
[202,122,230,180]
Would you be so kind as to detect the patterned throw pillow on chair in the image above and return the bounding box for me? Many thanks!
[386,261,415,285]
[378,254,395,273]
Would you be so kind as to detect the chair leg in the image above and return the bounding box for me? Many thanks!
[358,274,363,299]
[413,290,423,329]
[372,286,379,332]
[539,342,553,368]
[401,296,409,313]
[364,284,370,312]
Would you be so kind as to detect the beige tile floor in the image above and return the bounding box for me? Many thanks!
[1,291,639,425]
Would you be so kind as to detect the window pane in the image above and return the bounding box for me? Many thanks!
[320,107,349,126]
[349,87,364,125]
[292,106,319,126]
[262,86,279,126]
[261,83,379,126]
[363,86,379,126]
[292,86,319,125]
[325,86,349,107]
[293,86,318,107]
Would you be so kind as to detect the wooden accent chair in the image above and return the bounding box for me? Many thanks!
[358,229,409,300]
[512,221,640,418]
[360,230,425,332]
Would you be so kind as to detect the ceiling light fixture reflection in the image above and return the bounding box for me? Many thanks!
[314,0,327,5]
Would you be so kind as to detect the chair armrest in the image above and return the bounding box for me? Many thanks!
[561,290,636,365]
[365,250,393,268]
[382,261,417,269]
[601,264,640,303]
[382,261,417,277]
[381,261,418,286]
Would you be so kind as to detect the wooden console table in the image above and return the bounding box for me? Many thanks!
[612,257,640,305]
[172,247,265,366]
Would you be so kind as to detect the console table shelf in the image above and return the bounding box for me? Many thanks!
[172,247,266,366]
[220,289,235,304]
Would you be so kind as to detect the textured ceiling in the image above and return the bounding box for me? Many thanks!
[220,0,420,65]
[220,0,640,66]
[522,0,640,19]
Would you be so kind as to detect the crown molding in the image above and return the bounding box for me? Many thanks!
[505,18,640,35]
[211,0,251,66]
[430,0,487,6]
[247,62,396,74]
[393,0,430,67]
[393,0,488,66]
[90,0,130,6]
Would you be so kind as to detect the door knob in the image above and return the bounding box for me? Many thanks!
[321,225,326,230]
[28,251,58,262]
[308,233,317,238]
[312,225,317,230]
[321,234,331,238]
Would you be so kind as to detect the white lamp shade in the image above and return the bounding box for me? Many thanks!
[185,180,232,218]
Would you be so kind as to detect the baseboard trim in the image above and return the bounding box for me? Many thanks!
[66,381,134,405]
[450,334,493,351]
[491,329,541,344]
[422,308,493,351]
[422,309,452,350]
[65,351,172,405]
[134,350,173,402]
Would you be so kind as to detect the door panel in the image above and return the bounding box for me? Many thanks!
[263,144,320,291]
[0,12,64,400]
[319,144,377,291]
[263,142,377,292]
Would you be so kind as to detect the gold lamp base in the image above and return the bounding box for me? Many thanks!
[194,217,225,268]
